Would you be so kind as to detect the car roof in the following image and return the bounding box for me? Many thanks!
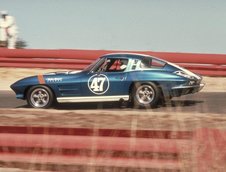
[103,53,149,58]
[101,53,167,62]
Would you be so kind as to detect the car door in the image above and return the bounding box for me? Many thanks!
[81,57,129,98]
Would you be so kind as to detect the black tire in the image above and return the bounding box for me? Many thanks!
[26,85,54,108]
[157,90,170,106]
[131,82,160,108]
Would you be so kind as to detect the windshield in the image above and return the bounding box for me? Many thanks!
[83,58,102,72]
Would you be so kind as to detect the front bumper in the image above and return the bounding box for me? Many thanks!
[171,83,205,97]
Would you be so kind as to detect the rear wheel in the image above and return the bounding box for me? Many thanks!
[131,83,160,108]
[27,85,54,108]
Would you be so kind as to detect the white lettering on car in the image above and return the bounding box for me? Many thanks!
[47,78,63,82]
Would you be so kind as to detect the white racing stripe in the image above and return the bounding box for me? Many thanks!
[57,95,129,103]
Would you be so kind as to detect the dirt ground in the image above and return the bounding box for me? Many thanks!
[0,108,226,131]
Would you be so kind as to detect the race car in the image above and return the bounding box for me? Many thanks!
[11,53,205,108]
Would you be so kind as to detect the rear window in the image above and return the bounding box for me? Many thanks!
[140,57,166,69]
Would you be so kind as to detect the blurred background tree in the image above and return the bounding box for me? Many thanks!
[15,38,28,49]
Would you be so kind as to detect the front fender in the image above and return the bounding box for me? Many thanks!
[10,76,39,99]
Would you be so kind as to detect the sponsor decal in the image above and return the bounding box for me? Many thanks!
[88,74,109,95]
[47,78,63,82]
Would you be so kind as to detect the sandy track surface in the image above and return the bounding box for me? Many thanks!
[0,108,226,130]
[1,67,226,92]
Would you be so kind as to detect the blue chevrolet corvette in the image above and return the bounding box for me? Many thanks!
[11,53,204,108]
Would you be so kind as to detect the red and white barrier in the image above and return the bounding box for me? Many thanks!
[0,126,225,171]
[0,48,226,76]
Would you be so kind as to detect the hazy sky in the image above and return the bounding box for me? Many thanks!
[1,0,226,53]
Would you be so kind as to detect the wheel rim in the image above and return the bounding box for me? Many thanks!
[135,85,155,105]
[30,88,50,108]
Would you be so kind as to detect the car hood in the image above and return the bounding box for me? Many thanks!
[45,70,82,75]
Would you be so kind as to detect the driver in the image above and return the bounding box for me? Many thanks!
[120,60,128,70]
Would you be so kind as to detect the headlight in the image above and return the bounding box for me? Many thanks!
[174,71,195,79]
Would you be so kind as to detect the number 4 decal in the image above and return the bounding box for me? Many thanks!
[90,77,106,92]
[88,74,110,95]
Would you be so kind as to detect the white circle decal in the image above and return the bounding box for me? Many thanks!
[88,74,110,95]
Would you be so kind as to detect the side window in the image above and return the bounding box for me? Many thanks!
[95,58,128,73]
[107,59,128,72]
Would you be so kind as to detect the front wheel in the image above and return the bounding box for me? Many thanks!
[27,85,54,108]
[131,83,160,108]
